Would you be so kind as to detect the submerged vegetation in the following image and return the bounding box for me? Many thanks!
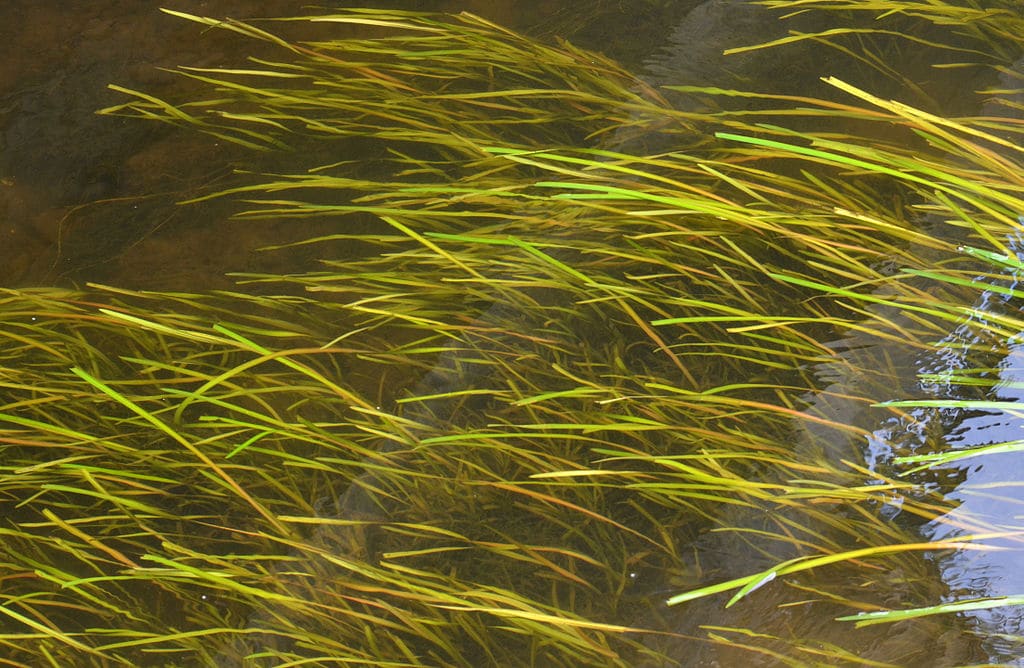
[3,2,1024,665]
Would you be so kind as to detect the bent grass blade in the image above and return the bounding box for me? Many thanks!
[665,540,1006,608]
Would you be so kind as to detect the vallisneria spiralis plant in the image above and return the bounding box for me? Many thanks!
[1,2,1022,664]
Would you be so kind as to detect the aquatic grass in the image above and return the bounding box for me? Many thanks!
[837,594,1024,628]
[0,272,974,667]
[101,9,688,158]
[6,3,1024,665]
[754,0,1024,57]
[0,286,703,665]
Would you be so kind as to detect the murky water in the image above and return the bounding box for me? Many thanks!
[3,1,1023,665]
[0,0,695,289]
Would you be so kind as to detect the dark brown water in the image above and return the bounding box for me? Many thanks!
[0,0,694,290]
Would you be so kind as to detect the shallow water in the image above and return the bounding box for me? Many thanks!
[2,1,1023,665]
[0,0,695,289]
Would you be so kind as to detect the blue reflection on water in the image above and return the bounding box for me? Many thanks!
[906,232,1024,662]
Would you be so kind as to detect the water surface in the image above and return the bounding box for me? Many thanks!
[2,2,1022,665]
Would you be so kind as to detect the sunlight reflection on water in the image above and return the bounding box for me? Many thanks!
[928,339,1024,660]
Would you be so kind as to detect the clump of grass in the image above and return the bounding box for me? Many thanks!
[2,4,1023,665]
